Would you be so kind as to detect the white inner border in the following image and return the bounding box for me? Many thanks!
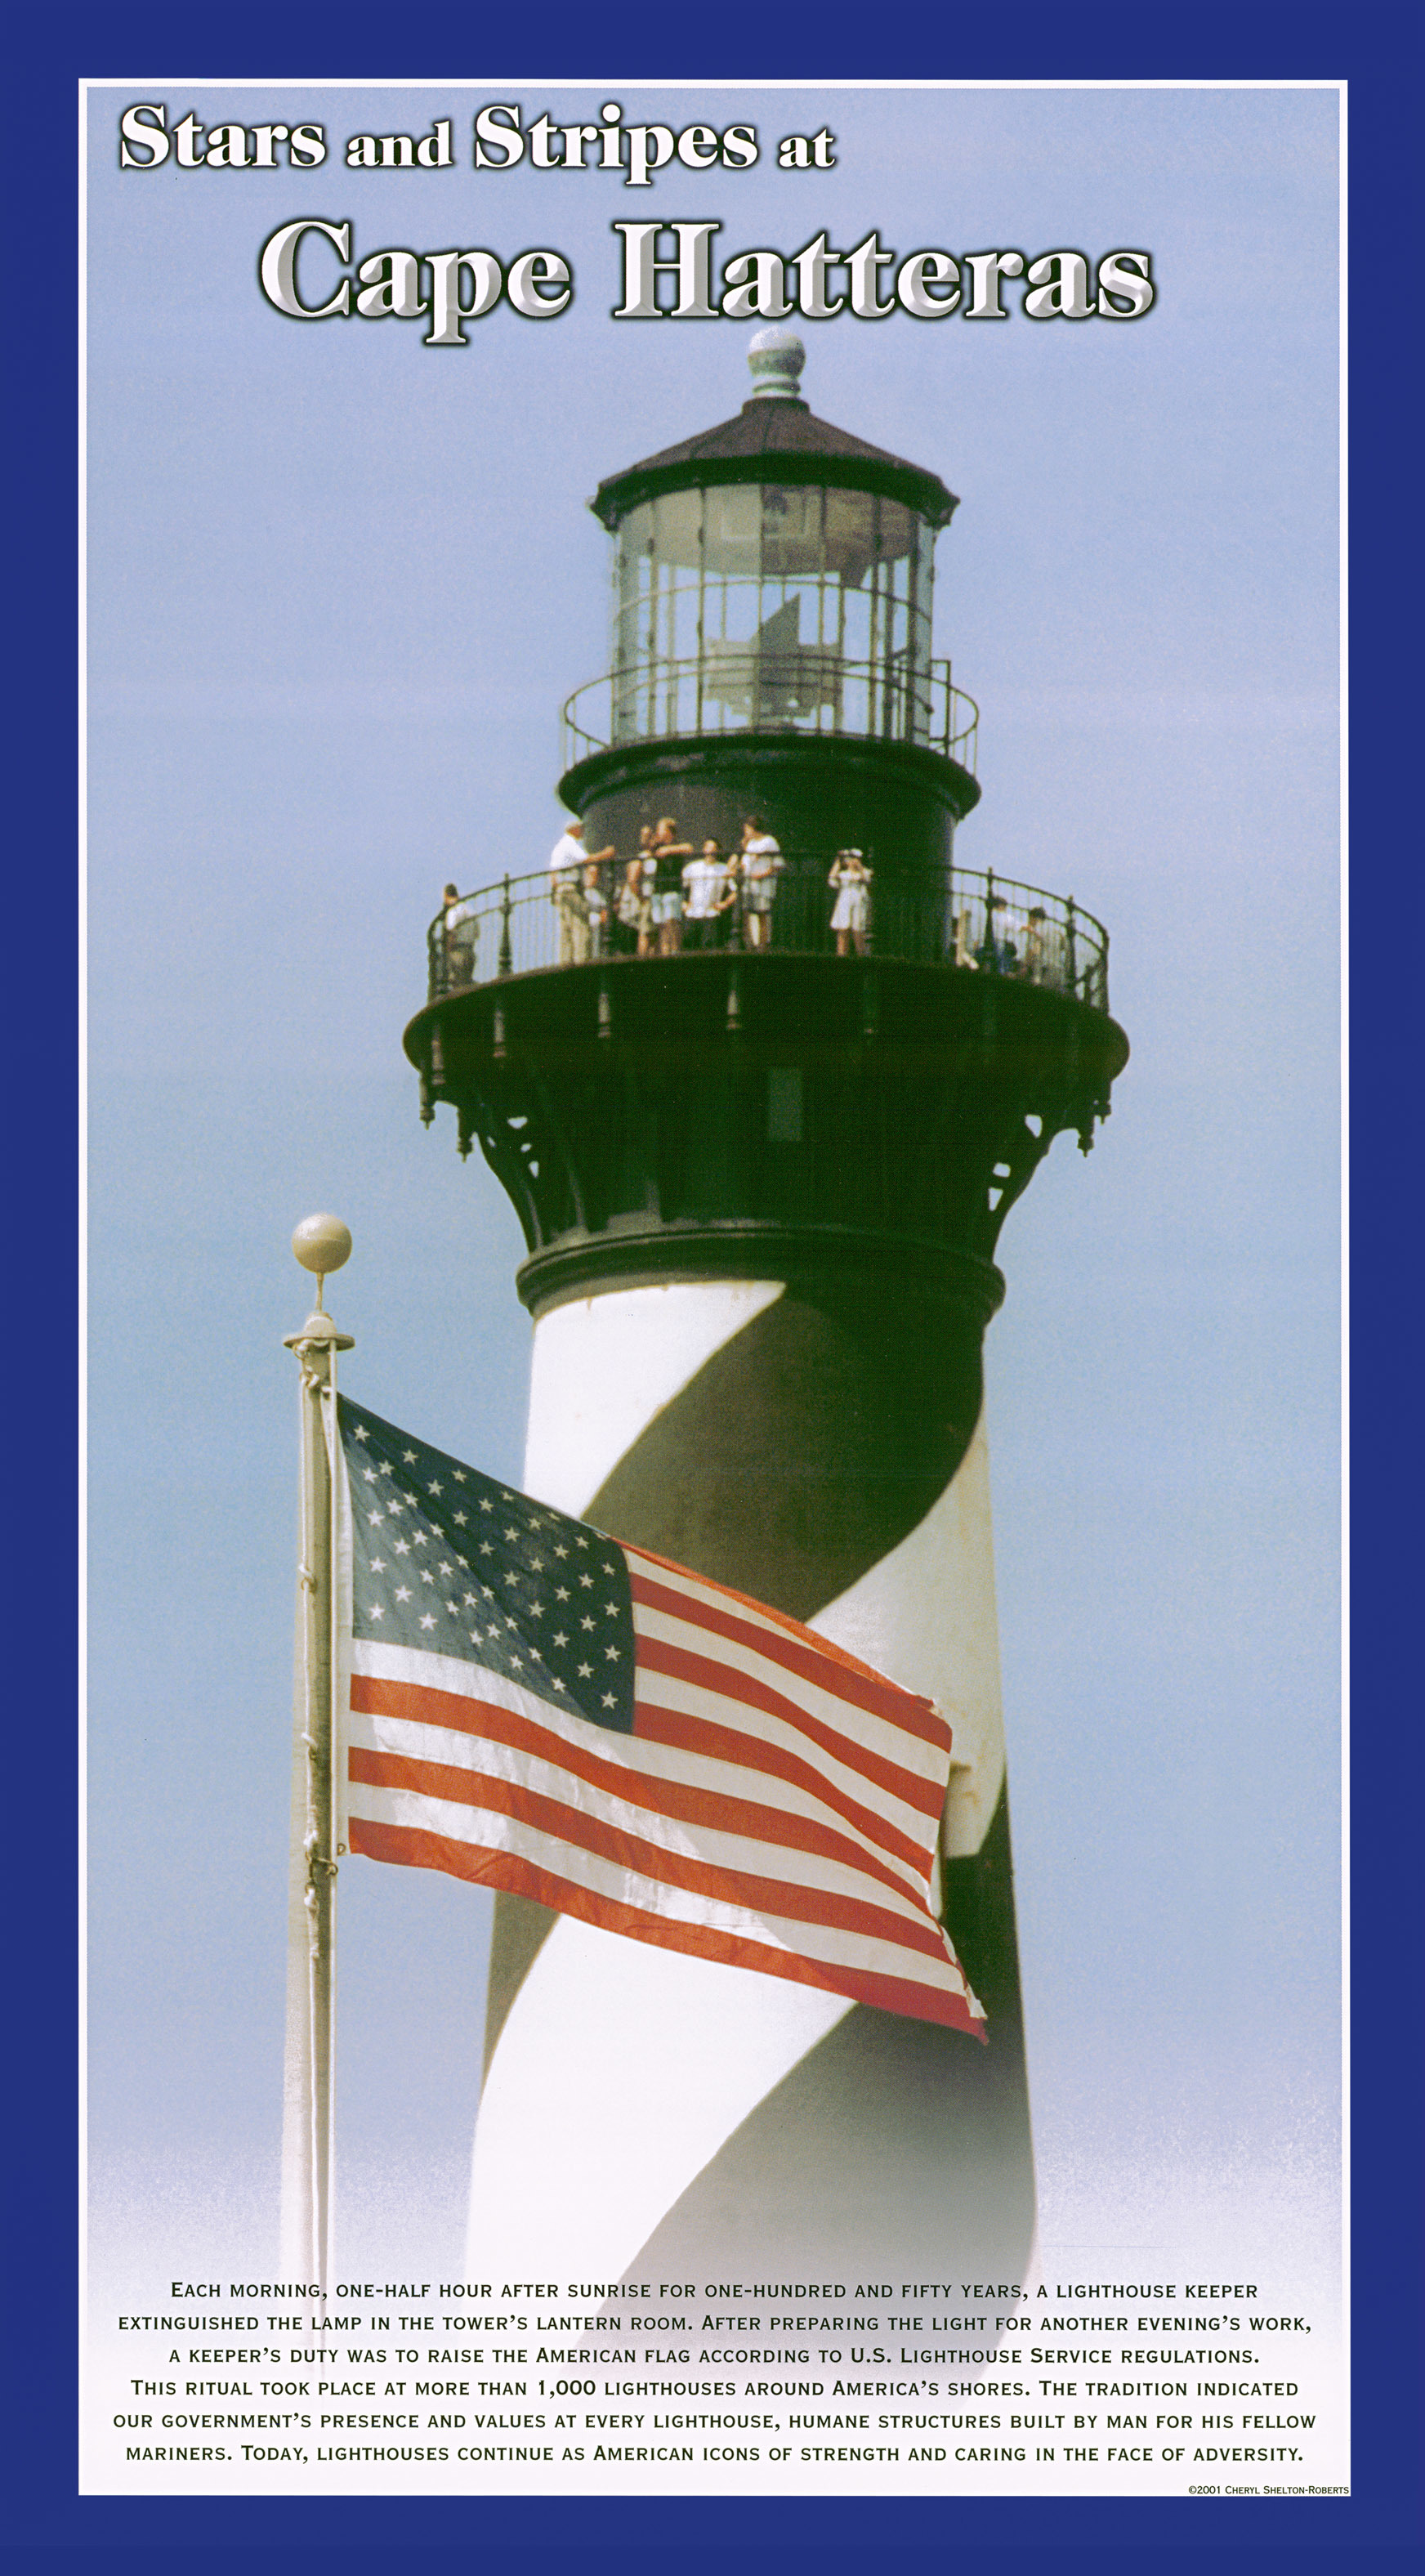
[78,70,1339,2493]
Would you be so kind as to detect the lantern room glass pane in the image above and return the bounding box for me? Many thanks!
[759,485,824,579]
[610,482,938,747]
[704,485,762,577]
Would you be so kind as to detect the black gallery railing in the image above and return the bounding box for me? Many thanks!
[429,857,1110,1015]
[562,657,979,771]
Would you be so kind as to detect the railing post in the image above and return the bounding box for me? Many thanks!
[498,874,513,979]
[1065,896,1078,1001]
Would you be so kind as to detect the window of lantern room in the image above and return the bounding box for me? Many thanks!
[610,485,936,746]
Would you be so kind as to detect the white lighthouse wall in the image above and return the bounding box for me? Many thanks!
[815,1417,1006,1863]
[467,1925,851,2279]
[521,1279,788,1514]
[467,1279,1007,2280]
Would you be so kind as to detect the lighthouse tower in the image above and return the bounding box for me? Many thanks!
[405,332,1128,2284]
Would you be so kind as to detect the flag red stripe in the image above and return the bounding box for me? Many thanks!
[349,1672,923,1908]
[347,1814,985,2038]
[350,1662,935,1869]
[628,1568,949,1750]
[632,1632,944,1819]
[348,1745,951,1962]
[629,1697,931,1876]
[623,1541,946,1706]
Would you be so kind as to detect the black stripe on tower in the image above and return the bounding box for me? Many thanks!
[484,1281,1025,2174]
[587,1280,985,1616]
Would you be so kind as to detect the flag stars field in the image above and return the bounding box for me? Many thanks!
[342,1391,641,1729]
[344,1395,632,1693]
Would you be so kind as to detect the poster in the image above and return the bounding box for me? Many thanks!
[27,34,1405,2548]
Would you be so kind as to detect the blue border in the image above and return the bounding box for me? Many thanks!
[16,0,1420,2560]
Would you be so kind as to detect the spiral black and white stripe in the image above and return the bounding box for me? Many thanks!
[467,1275,1034,2285]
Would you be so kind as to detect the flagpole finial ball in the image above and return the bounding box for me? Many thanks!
[293,1214,352,1277]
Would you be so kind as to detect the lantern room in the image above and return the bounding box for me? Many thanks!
[560,329,981,866]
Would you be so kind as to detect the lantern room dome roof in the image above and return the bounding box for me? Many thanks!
[590,338,960,532]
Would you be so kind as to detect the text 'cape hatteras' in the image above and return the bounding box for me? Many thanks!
[337,1395,985,2037]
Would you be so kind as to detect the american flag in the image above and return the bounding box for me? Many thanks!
[337,1396,985,2038]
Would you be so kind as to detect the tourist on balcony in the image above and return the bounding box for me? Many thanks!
[737,814,784,950]
[440,882,479,990]
[649,816,694,955]
[582,860,610,959]
[612,848,645,957]
[1019,905,1056,986]
[682,839,737,951]
[828,848,873,958]
[548,816,613,965]
[632,825,659,956]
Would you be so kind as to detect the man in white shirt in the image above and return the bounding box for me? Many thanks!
[736,813,784,950]
[1020,903,1063,986]
[681,840,735,950]
[548,816,613,964]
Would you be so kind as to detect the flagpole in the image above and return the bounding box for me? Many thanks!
[280,1214,353,2289]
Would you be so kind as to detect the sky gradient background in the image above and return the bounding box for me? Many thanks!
[85,83,1341,2323]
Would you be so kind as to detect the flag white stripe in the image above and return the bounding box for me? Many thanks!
[353,1634,601,1731]
[625,1661,938,1848]
[348,1697,933,1903]
[351,1633,942,1853]
[624,1545,864,1662]
[632,1596,949,1787]
[346,1778,976,2009]
[350,1711,941,1937]
[625,1545,949,1742]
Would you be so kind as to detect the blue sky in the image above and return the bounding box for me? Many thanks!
[85,81,1340,2274]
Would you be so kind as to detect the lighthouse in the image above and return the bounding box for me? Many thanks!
[404,330,1128,2284]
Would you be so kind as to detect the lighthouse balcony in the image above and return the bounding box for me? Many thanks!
[428,856,1110,1015]
[561,655,979,771]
